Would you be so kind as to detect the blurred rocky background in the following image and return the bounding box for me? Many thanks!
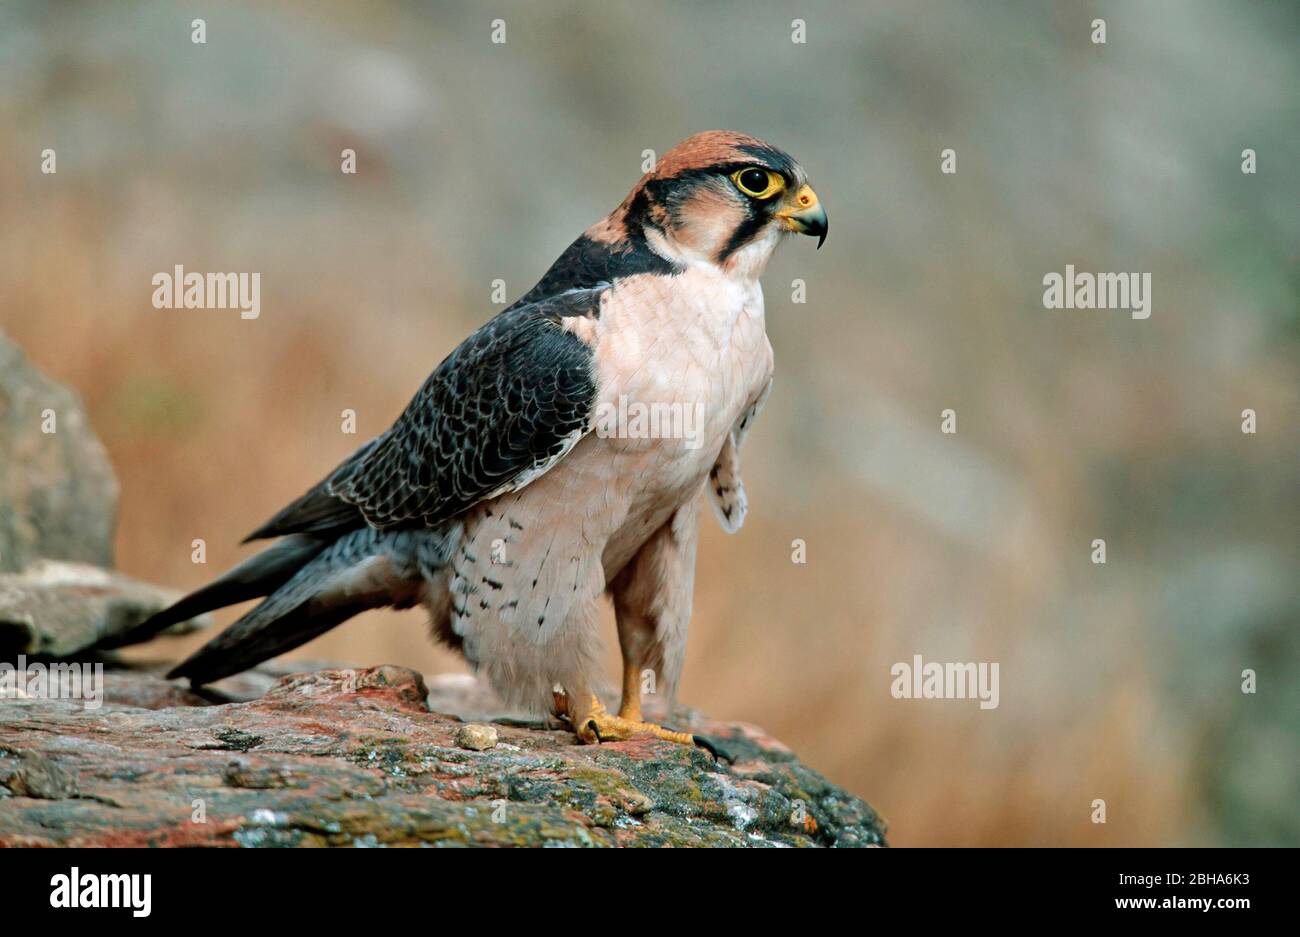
[1,333,205,656]
[0,0,1295,845]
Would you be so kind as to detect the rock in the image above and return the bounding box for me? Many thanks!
[0,664,887,847]
[0,747,80,800]
[455,723,499,751]
[0,559,205,657]
[0,334,208,655]
[0,332,118,574]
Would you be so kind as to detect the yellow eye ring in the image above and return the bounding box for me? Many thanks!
[731,168,785,200]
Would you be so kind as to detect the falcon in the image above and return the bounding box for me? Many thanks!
[127,131,828,750]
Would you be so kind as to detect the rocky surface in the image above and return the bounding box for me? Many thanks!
[0,663,888,847]
[0,332,118,575]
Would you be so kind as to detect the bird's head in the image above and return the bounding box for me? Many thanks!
[588,130,827,281]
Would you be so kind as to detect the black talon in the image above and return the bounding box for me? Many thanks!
[586,719,603,743]
[691,734,735,764]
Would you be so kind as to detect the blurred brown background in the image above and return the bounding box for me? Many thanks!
[1,1,1296,845]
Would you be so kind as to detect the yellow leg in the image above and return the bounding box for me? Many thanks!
[618,657,642,722]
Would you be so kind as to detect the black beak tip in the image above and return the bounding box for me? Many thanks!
[787,206,827,248]
[811,212,828,248]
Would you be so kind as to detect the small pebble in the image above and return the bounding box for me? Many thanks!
[455,724,499,751]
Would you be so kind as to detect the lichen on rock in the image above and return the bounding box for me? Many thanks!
[0,664,887,847]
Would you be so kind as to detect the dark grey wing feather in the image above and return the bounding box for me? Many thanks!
[245,289,601,541]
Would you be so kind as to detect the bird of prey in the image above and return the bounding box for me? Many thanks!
[128,131,827,750]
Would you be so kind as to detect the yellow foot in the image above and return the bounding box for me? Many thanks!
[581,700,696,747]
[554,692,718,755]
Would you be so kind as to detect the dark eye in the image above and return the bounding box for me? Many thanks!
[732,167,784,199]
[739,169,769,192]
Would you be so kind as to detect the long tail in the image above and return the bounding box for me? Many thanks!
[103,535,330,649]
[166,528,435,685]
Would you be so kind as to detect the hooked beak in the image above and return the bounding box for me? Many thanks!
[777,184,828,248]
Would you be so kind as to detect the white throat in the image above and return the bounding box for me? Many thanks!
[643,223,783,285]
